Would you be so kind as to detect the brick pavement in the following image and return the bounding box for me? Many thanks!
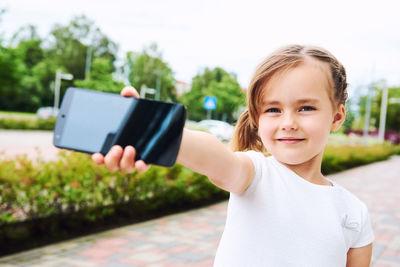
[0,156,399,266]
[332,156,400,267]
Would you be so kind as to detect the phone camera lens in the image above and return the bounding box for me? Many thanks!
[61,114,66,118]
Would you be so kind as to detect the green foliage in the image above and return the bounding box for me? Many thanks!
[180,67,245,122]
[356,83,400,132]
[48,15,118,81]
[342,100,355,132]
[74,58,125,93]
[126,43,176,101]
[1,142,398,226]
[0,15,121,112]
[0,117,55,130]
[379,87,400,132]
[14,38,43,68]
[322,144,399,175]
[0,151,228,225]
[13,37,55,111]
[0,25,58,112]
[0,46,25,110]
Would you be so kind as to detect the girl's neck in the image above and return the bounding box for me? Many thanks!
[279,153,331,186]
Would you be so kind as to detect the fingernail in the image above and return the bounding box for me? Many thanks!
[112,147,119,155]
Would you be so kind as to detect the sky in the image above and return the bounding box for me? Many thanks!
[2,0,400,98]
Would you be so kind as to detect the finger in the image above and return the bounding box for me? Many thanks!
[135,160,151,172]
[121,86,139,98]
[104,145,123,172]
[120,146,136,173]
[92,153,105,165]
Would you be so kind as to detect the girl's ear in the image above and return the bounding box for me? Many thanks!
[331,104,346,132]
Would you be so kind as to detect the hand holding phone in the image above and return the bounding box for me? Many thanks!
[54,86,186,169]
[92,87,149,173]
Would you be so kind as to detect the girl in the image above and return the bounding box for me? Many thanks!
[92,44,374,266]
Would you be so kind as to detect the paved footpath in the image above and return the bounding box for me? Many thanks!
[0,156,399,267]
[0,130,59,161]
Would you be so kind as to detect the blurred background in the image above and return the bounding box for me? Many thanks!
[0,0,400,260]
[1,0,399,135]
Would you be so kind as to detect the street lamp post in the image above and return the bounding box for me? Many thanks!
[378,87,389,143]
[155,72,161,101]
[363,85,373,145]
[378,87,400,143]
[53,69,73,112]
[84,46,92,80]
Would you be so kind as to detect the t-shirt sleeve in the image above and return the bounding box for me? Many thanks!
[235,150,265,194]
[351,203,374,248]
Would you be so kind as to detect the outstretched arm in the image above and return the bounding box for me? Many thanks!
[177,129,254,193]
[92,86,254,194]
[346,243,372,267]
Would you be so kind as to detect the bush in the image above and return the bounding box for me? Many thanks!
[0,151,227,226]
[322,143,399,175]
[0,151,228,254]
[0,117,56,130]
[0,143,399,255]
[1,144,399,225]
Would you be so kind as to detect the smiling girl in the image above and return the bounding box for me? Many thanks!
[93,44,374,266]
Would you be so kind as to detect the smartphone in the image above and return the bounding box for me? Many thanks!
[53,87,186,167]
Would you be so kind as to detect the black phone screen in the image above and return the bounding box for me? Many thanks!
[54,87,186,167]
[54,88,132,153]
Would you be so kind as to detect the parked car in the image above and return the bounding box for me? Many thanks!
[36,107,59,119]
[198,120,234,141]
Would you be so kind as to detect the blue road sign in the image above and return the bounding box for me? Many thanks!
[204,96,217,110]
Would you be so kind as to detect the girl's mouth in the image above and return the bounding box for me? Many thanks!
[277,138,305,144]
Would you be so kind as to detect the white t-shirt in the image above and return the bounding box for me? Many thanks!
[214,151,374,267]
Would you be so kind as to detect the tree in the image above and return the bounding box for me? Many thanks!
[0,15,121,112]
[6,25,56,111]
[74,57,125,93]
[0,9,22,110]
[0,46,25,110]
[180,67,245,122]
[342,100,355,132]
[47,15,119,81]
[15,38,47,110]
[355,81,400,132]
[372,87,400,132]
[125,43,176,101]
[45,15,121,104]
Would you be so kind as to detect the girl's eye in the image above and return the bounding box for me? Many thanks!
[265,108,280,113]
[299,106,315,112]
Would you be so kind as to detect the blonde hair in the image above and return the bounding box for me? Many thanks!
[230,44,348,152]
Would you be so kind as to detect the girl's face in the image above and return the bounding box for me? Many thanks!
[258,60,345,166]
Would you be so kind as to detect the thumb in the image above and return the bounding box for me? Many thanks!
[121,86,139,98]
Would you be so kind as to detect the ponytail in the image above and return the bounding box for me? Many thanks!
[230,109,265,152]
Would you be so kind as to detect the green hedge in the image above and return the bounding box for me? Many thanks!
[0,143,399,255]
[0,151,230,254]
[0,151,227,226]
[0,117,56,130]
[1,143,399,226]
[322,143,400,174]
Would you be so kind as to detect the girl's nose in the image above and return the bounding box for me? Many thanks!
[281,113,298,131]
